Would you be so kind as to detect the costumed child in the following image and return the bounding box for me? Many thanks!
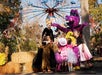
[65,31,80,70]
[55,37,68,72]
[73,30,93,68]
[66,38,78,72]
[32,35,56,73]
[42,35,56,73]
[53,42,62,72]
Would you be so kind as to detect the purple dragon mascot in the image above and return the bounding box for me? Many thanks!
[51,9,88,34]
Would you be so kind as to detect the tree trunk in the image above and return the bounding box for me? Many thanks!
[80,0,90,49]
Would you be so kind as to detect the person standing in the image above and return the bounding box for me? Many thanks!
[42,24,54,42]
[73,30,93,68]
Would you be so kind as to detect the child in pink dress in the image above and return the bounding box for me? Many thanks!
[56,37,68,72]
[66,38,78,71]
[55,37,77,72]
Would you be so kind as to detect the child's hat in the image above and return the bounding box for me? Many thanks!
[58,38,67,46]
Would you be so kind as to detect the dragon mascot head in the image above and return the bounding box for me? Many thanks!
[65,9,80,29]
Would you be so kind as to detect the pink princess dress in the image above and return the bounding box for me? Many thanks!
[78,44,93,61]
[59,46,69,62]
[58,45,77,64]
[67,45,78,64]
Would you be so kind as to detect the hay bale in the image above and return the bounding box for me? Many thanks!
[23,62,33,73]
[11,51,36,73]
[11,52,35,63]
[0,61,21,74]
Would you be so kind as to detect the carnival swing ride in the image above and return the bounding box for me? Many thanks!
[20,0,81,27]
